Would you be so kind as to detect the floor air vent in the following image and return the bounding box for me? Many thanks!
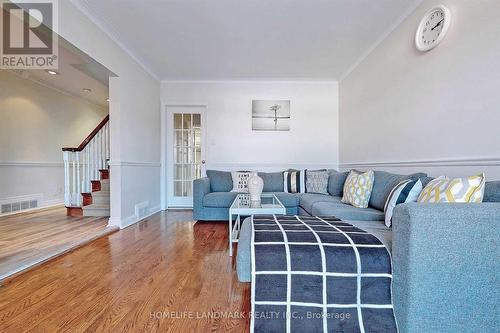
[1,197,39,214]
[135,201,149,220]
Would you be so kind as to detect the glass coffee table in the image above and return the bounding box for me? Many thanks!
[228,193,286,256]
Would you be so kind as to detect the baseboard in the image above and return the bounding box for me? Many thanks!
[115,204,162,229]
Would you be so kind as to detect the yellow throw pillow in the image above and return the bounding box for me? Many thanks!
[417,173,486,203]
[342,170,374,208]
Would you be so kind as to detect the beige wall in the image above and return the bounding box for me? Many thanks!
[0,70,108,205]
[339,0,500,179]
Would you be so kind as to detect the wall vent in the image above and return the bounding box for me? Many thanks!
[1,195,41,215]
[135,201,149,220]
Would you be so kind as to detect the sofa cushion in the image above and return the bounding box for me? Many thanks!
[306,170,329,194]
[206,170,233,192]
[419,176,434,187]
[369,171,427,211]
[258,172,284,192]
[418,174,486,203]
[484,181,500,202]
[284,170,306,193]
[265,192,301,208]
[203,192,238,208]
[299,193,343,214]
[230,171,256,193]
[327,170,348,196]
[342,170,374,208]
[311,202,385,221]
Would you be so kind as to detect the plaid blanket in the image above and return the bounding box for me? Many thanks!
[251,215,397,333]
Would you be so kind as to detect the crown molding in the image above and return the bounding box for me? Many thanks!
[69,0,160,82]
[161,79,338,85]
[339,0,425,82]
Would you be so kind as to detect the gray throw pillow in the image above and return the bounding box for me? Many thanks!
[206,170,233,192]
[484,181,500,202]
[327,170,349,196]
[306,170,329,194]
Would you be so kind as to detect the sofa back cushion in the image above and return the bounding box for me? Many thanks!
[419,176,435,187]
[483,181,500,202]
[258,172,284,192]
[327,170,348,197]
[206,170,233,192]
[369,171,427,211]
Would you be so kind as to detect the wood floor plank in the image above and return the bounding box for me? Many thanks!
[0,210,250,333]
[0,207,117,282]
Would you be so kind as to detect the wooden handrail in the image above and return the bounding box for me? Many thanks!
[62,115,109,152]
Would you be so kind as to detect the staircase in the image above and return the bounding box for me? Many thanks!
[62,115,110,217]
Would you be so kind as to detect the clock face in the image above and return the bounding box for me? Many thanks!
[415,5,451,51]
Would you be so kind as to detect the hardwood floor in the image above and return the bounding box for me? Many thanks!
[0,207,118,282]
[0,210,251,333]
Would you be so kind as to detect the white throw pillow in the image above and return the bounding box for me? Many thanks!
[384,180,423,228]
[418,174,485,203]
[231,171,256,193]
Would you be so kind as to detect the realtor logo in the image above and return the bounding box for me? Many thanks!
[1,0,58,69]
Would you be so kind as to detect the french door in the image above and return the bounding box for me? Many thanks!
[166,105,206,207]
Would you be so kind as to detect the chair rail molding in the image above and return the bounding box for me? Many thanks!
[207,163,339,171]
[108,161,161,167]
[339,157,500,169]
[0,161,64,167]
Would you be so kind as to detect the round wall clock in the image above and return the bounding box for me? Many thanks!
[415,5,451,52]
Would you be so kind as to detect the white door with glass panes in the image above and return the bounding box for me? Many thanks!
[166,106,206,207]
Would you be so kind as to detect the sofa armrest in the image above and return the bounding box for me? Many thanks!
[193,177,211,219]
[392,203,500,333]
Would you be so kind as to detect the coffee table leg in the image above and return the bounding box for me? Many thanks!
[229,212,233,257]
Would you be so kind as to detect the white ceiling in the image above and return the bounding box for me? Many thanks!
[76,0,423,81]
[11,39,112,108]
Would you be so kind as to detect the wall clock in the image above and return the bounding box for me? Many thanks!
[415,5,451,52]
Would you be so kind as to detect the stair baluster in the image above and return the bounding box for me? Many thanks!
[62,115,110,214]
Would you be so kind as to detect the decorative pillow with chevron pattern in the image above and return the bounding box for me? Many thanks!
[341,170,374,208]
[417,173,486,203]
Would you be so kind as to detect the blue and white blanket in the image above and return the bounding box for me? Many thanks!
[250,215,397,333]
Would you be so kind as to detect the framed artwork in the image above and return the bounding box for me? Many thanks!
[252,100,290,131]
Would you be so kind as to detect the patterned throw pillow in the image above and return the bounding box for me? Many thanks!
[283,170,306,193]
[384,180,423,227]
[306,170,329,194]
[231,171,256,193]
[417,173,486,203]
[341,170,374,208]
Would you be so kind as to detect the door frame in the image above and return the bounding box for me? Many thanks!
[161,104,207,209]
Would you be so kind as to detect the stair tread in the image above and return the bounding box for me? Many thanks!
[91,190,110,196]
[83,204,110,210]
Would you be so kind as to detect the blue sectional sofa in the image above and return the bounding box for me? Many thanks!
[194,169,500,333]
[194,169,427,221]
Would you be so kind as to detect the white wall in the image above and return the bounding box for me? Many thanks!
[0,70,107,208]
[339,0,500,180]
[59,1,161,228]
[161,81,339,172]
